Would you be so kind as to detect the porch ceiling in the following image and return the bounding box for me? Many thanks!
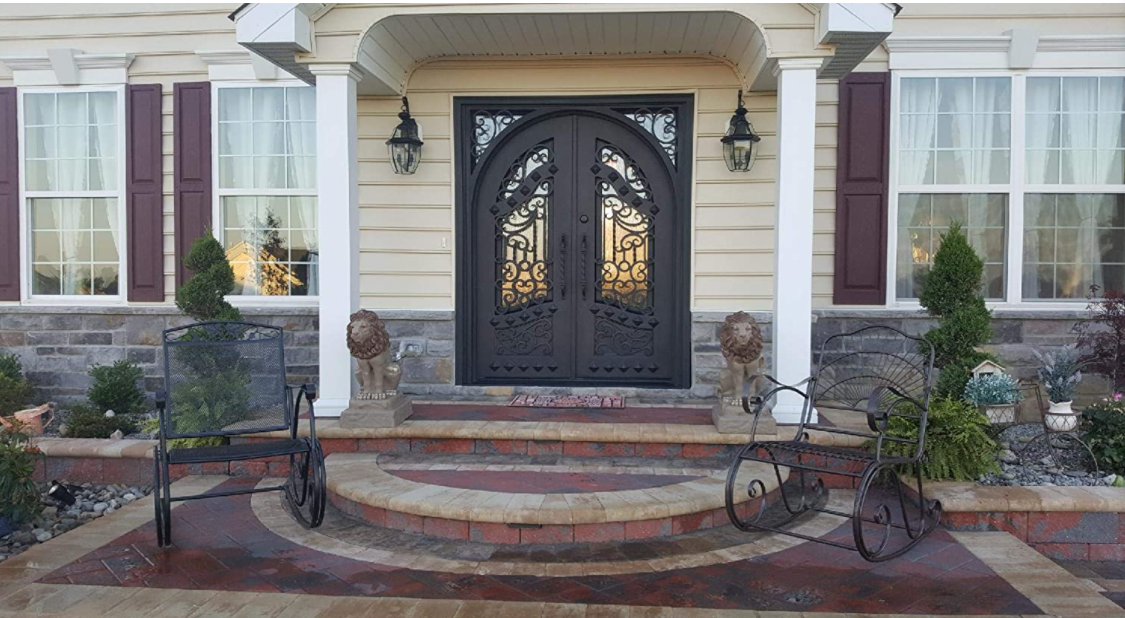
[354,11,772,96]
[234,3,896,95]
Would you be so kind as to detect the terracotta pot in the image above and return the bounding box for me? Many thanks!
[0,403,56,436]
[983,404,1017,424]
[1044,400,1079,432]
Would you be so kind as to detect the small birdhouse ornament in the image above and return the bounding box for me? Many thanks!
[971,360,1006,378]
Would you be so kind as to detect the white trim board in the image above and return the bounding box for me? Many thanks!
[887,34,1125,71]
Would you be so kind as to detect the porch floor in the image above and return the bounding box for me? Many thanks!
[3,475,1122,617]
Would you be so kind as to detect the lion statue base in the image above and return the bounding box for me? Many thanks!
[340,309,414,429]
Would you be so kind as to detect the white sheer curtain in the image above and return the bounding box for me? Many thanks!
[973,78,1010,184]
[56,199,85,294]
[1062,77,1098,184]
[1098,77,1125,184]
[1026,78,1060,184]
[899,79,936,185]
[291,198,318,295]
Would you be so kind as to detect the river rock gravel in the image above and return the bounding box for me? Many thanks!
[979,423,1112,487]
[0,483,152,563]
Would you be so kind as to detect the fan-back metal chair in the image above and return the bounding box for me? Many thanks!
[725,325,942,561]
[153,321,325,547]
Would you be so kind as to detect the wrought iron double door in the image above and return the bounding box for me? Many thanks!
[457,98,691,388]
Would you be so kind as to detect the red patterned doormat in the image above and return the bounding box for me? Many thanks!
[509,395,625,408]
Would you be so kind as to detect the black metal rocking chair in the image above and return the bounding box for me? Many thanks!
[153,321,325,547]
[724,324,942,562]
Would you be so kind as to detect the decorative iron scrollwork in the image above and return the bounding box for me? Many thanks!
[592,142,655,313]
[594,317,654,357]
[496,315,553,356]
[473,110,525,167]
[493,140,556,359]
[621,108,677,166]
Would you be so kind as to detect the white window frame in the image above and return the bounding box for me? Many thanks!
[16,84,128,306]
[888,69,1125,310]
[210,80,318,306]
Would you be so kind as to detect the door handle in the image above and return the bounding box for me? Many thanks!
[580,234,588,301]
[559,233,567,300]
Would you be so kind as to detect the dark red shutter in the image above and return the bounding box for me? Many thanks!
[0,88,18,301]
[173,82,212,287]
[833,72,890,305]
[126,84,164,302]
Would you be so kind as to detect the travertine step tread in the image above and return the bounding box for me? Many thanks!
[325,452,786,525]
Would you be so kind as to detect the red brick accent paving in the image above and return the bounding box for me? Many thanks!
[423,517,470,540]
[562,442,635,457]
[527,440,564,455]
[469,522,520,544]
[944,510,1125,562]
[410,438,474,454]
[39,477,1044,615]
[625,517,673,540]
[385,510,424,534]
[520,524,574,544]
[574,522,626,543]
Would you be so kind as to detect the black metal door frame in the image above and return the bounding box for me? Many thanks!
[454,95,693,388]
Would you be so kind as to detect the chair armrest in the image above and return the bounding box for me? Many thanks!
[287,383,318,440]
[154,391,168,448]
[743,375,813,415]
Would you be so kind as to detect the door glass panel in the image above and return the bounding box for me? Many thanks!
[496,141,553,312]
[595,144,654,312]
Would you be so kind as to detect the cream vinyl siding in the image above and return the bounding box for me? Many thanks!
[893,4,1125,37]
[356,57,837,312]
[0,3,241,304]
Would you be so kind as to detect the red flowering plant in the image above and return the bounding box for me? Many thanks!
[1075,284,1125,392]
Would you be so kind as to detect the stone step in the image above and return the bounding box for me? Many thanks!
[324,452,787,545]
[239,403,864,459]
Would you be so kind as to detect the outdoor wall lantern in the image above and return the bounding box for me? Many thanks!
[721,90,761,173]
[387,97,424,175]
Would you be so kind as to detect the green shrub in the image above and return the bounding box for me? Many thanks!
[175,233,242,323]
[166,233,245,449]
[0,354,34,417]
[1083,397,1125,475]
[0,353,23,381]
[63,403,139,439]
[87,360,147,415]
[881,397,999,481]
[0,420,42,523]
[918,223,994,400]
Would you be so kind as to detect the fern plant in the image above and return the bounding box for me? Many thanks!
[880,397,999,481]
[0,419,42,524]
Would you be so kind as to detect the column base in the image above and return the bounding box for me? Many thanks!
[772,403,816,425]
[313,397,350,419]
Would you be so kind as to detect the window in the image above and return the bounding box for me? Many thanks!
[216,85,317,296]
[23,90,123,297]
[1026,77,1124,185]
[892,72,1125,305]
[895,77,1012,301]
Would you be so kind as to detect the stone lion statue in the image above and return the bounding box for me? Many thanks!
[718,311,765,404]
[346,310,402,400]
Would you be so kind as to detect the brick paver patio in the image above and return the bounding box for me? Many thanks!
[0,475,1121,617]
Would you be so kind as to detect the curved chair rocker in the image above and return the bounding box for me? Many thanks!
[724,325,942,562]
[153,321,325,547]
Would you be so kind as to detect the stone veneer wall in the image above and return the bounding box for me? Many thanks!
[0,306,1097,405]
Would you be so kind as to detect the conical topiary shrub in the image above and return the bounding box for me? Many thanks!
[175,233,242,322]
[918,222,994,399]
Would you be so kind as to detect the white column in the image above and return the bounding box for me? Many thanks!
[312,64,362,417]
[771,59,822,424]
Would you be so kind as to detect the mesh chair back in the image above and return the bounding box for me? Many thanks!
[161,321,290,439]
[805,325,935,441]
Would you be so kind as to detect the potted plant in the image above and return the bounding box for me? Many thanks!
[1034,345,1084,432]
[963,373,1021,424]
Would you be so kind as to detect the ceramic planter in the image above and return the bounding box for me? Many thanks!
[1044,400,1079,432]
[983,403,1017,424]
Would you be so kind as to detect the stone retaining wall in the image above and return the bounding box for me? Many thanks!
[0,306,1098,404]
